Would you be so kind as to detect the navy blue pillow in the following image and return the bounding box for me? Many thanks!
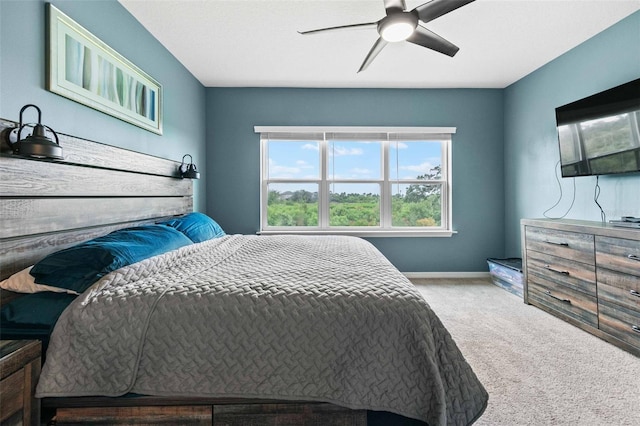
[30,225,193,293]
[159,212,225,243]
[0,292,76,329]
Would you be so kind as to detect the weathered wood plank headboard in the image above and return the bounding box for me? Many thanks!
[0,119,193,291]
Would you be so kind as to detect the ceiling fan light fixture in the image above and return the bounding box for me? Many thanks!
[381,22,414,42]
[378,13,418,42]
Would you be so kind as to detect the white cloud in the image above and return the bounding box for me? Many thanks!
[271,165,301,176]
[269,158,301,177]
[393,142,409,149]
[399,158,440,177]
[269,157,319,179]
[302,143,319,151]
[330,145,364,156]
[296,160,314,169]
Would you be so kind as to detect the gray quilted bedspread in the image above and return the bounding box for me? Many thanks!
[36,235,487,425]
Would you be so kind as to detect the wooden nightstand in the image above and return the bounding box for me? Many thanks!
[0,340,41,426]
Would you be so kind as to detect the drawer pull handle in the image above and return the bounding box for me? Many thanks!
[545,290,571,304]
[632,326,640,334]
[545,240,569,247]
[631,290,640,298]
[628,254,640,262]
[544,265,570,276]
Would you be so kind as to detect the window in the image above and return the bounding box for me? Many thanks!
[558,111,640,175]
[256,126,455,237]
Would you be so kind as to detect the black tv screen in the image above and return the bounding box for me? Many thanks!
[555,78,640,177]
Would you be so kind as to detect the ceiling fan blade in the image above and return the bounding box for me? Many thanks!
[406,25,459,57]
[299,22,377,35]
[358,37,388,73]
[414,0,475,23]
[383,0,407,14]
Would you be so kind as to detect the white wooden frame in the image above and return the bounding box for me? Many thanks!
[256,126,455,237]
[47,4,163,135]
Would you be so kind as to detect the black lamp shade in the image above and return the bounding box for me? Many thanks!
[180,154,200,179]
[182,164,200,179]
[14,124,64,159]
[6,104,63,160]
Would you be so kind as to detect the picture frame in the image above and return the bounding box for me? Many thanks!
[47,4,163,135]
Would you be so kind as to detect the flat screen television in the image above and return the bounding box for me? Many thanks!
[555,78,640,177]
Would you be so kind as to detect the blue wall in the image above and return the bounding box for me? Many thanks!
[3,1,636,272]
[207,88,505,272]
[0,0,207,210]
[503,11,640,257]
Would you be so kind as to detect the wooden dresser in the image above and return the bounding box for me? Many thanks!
[0,340,41,426]
[521,219,640,356]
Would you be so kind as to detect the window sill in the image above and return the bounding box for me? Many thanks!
[257,229,456,238]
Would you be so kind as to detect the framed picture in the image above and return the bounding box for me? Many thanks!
[47,4,163,135]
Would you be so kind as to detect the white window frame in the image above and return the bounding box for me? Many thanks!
[255,126,455,237]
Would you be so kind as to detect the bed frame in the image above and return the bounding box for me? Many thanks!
[0,119,367,425]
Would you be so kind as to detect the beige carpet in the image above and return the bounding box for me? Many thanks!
[412,278,640,426]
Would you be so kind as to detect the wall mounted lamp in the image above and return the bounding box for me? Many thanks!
[4,104,64,159]
[179,154,200,179]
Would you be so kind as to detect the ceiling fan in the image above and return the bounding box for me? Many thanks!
[299,0,475,72]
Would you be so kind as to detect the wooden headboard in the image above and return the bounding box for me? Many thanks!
[0,119,193,293]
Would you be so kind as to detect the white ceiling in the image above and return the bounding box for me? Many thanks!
[118,0,640,89]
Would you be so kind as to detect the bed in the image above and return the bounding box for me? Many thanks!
[0,118,487,425]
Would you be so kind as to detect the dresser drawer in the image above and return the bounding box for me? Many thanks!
[525,226,594,265]
[0,340,41,426]
[597,268,640,311]
[596,236,640,276]
[528,276,598,328]
[598,299,640,349]
[0,368,25,424]
[526,252,596,296]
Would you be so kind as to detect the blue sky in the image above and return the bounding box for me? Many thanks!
[268,140,442,186]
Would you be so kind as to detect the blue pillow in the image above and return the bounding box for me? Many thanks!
[30,225,193,293]
[0,292,76,329]
[159,212,225,243]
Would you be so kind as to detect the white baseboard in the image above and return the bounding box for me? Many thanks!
[403,271,491,279]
